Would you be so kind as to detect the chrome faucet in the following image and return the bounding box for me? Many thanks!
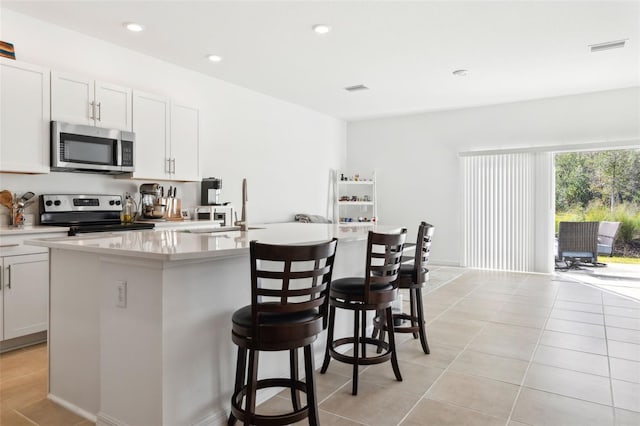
[234,178,248,231]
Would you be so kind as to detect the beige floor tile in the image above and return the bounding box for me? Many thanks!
[608,327,640,345]
[257,396,365,425]
[508,294,555,307]
[400,398,505,426]
[551,308,604,325]
[533,345,609,377]
[539,330,607,355]
[524,363,612,405]
[468,323,540,361]
[608,340,640,362]
[425,371,519,419]
[603,294,639,308]
[359,360,443,397]
[491,311,547,329]
[397,340,461,369]
[546,318,606,338]
[425,318,485,349]
[616,408,640,426]
[449,349,528,385]
[17,399,86,426]
[0,407,35,426]
[605,306,640,319]
[612,380,640,412]
[511,387,615,426]
[554,300,604,314]
[437,308,492,324]
[607,315,640,331]
[320,380,420,426]
[610,358,640,383]
[498,301,552,317]
[508,421,530,426]
[556,290,603,305]
[465,290,514,303]
[278,369,351,404]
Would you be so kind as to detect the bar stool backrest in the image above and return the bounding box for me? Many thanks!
[250,238,338,342]
[413,222,435,283]
[364,229,407,303]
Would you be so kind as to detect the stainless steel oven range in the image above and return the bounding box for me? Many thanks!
[39,194,154,236]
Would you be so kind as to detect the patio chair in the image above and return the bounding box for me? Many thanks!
[597,221,621,257]
[557,221,599,269]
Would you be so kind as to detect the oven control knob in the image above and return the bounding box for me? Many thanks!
[115,200,121,206]
[54,200,61,206]
[45,200,53,207]
[109,200,115,206]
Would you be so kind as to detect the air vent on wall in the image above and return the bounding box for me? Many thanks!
[589,39,627,52]
[344,84,369,92]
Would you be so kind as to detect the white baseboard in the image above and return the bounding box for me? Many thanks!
[97,411,128,426]
[48,393,97,424]
[192,409,228,426]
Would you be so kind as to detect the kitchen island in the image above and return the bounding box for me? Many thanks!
[28,222,396,426]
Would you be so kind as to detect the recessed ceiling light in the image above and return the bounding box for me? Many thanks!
[207,54,223,63]
[312,24,332,35]
[589,39,627,53]
[452,69,469,77]
[124,22,144,32]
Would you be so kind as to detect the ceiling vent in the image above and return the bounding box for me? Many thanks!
[589,39,627,53]
[344,84,369,92]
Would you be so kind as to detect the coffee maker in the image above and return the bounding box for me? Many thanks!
[139,183,164,219]
[201,178,222,205]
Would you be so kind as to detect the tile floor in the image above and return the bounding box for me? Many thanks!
[1,266,639,425]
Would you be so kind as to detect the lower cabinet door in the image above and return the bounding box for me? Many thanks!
[3,253,49,340]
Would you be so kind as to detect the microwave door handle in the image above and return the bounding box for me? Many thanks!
[116,139,123,166]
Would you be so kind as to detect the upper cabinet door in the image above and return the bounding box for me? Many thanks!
[132,91,170,180]
[51,70,94,126]
[95,80,132,131]
[170,103,200,181]
[0,59,50,173]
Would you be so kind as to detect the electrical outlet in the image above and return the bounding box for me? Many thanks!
[116,281,127,308]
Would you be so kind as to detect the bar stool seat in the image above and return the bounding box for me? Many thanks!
[229,238,338,426]
[320,229,407,396]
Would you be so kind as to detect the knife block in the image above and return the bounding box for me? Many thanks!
[163,198,182,220]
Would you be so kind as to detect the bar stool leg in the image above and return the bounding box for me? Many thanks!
[361,310,367,358]
[290,348,301,411]
[228,346,247,425]
[244,349,259,426]
[304,344,319,426]
[352,309,360,395]
[410,288,419,339]
[321,306,336,374]
[385,306,403,382]
[415,288,430,354]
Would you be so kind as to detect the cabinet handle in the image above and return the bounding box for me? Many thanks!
[97,102,102,121]
[6,264,11,289]
[89,101,95,120]
[165,158,171,173]
[171,158,176,174]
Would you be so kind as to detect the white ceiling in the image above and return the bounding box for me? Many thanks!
[4,1,639,121]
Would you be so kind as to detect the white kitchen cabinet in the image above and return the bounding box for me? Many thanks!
[0,58,50,173]
[51,70,132,131]
[334,170,377,224]
[1,253,49,340]
[131,90,171,179]
[170,102,200,181]
[131,91,200,181]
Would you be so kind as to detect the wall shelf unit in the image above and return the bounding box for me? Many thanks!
[334,170,377,225]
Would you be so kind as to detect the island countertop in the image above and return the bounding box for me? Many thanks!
[26,222,399,262]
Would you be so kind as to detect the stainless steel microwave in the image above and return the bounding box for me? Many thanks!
[51,121,135,174]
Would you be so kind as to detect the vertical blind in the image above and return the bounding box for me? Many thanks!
[462,153,536,271]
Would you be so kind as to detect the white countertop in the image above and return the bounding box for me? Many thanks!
[26,223,396,262]
[0,225,70,236]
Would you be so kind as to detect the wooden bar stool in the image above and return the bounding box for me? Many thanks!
[228,238,338,426]
[373,222,434,354]
[320,229,406,395]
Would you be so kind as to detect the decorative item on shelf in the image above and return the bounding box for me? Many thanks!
[0,41,16,60]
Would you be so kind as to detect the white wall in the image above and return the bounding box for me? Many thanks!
[0,9,346,223]
[347,87,640,265]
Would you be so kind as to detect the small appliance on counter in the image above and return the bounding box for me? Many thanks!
[139,183,181,221]
[194,205,234,226]
[39,194,154,236]
[201,177,225,205]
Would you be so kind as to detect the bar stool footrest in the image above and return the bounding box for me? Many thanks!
[231,378,310,425]
[373,313,423,333]
[329,336,392,365]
